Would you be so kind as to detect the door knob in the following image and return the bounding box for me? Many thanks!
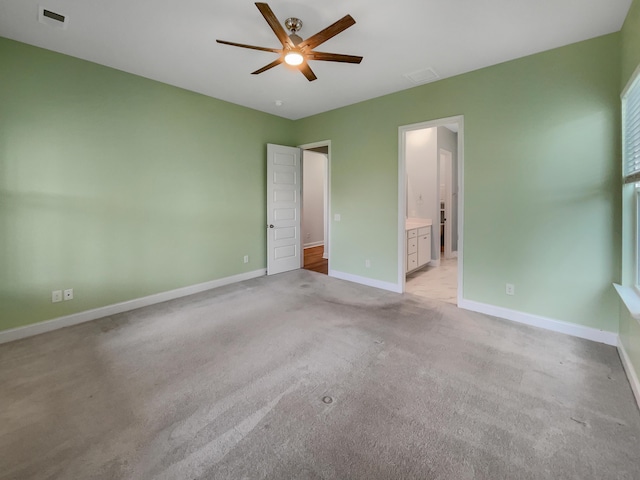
[268,224,274,228]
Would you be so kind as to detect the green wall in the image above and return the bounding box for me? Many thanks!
[0,37,295,331]
[619,0,640,384]
[296,33,622,332]
[0,24,630,336]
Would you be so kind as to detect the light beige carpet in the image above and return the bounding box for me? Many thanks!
[1,270,639,479]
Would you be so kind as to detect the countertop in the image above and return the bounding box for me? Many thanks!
[405,218,432,230]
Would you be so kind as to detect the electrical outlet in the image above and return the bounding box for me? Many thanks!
[506,283,515,296]
[52,290,62,303]
[334,214,341,222]
[243,255,249,264]
[63,288,73,301]
[365,259,371,268]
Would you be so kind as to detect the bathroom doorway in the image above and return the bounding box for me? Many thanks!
[398,117,463,304]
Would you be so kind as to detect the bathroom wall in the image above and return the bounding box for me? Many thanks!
[302,151,326,247]
[406,127,439,258]
[406,128,437,221]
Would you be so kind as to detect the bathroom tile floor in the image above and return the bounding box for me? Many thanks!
[405,257,458,304]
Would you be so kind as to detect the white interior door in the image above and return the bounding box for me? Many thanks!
[267,144,302,275]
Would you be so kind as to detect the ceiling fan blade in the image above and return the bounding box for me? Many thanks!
[307,52,363,64]
[216,40,281,54]
[299,63,317,82]
[252,58,284,75]
[255,2,294,49]
[298,15,356,50]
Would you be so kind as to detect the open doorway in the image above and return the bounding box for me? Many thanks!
[300,142,330,275]
[398,117,463,304]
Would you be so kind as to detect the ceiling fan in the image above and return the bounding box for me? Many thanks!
[216,2,363,82]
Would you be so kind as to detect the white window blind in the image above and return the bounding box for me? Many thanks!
[623,72,640,183]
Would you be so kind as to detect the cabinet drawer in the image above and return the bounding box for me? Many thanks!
[407,229,417,239]
[407,253,418,271]
[407,238,417,254]
[418,226,431,236]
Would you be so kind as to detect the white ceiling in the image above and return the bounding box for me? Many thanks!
[0,0,632,120]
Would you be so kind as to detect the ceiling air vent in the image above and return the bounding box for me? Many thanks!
[38,6,69,29]
[403,67,440,85]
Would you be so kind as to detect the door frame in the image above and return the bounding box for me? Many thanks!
[299,140,331,271]
[397,116,464,304]
[439,148,454,259]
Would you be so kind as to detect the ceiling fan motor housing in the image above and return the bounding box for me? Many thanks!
[284,17,302,34]
[289,33,303,47]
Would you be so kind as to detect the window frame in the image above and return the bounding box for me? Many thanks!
[622,65,640,294]
[623,68,640,183]
[615,65,640,319]
[636,187,640,295]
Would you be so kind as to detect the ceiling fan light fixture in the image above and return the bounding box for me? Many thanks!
[284,50,304,66]
[216,3,361,81]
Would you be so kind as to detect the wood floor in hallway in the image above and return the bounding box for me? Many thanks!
[303,245,328,275]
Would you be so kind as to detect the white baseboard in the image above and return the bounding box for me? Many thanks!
[0,269,267,345]
[459,299,618,346]
[618,338,640,410]
[329,270,402,293]
[304,241,324,249]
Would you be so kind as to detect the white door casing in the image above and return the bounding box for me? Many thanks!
[267,144,302,275]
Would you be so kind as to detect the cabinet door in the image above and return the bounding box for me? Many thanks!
[418,233,431,266]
